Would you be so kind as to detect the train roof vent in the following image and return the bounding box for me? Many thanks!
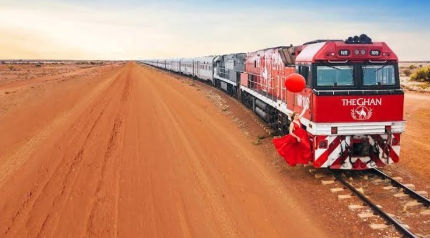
[345,34,373,44]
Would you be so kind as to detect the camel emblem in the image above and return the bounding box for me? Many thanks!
[351,106,373,120]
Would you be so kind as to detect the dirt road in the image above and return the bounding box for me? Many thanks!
[0,63,329,237]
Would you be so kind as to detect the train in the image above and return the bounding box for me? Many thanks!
[142,34,405,170]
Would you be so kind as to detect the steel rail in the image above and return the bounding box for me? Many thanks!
[331,170,417,238]
[371,168,430,206]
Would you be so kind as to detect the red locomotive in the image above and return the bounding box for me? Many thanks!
[240,35,404,170]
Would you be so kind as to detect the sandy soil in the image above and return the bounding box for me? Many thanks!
[157,67,430,237]
[0,63,106,87]
[385,92,430,189]
[0,63,331,237]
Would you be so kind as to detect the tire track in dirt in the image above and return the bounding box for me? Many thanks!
[140,69,238,236]
[1,72,117,237]
[114,65,329,237]
[0,65,129,237]
[0,66,125,188]
[50,69,131,238]
[83,70,131,238]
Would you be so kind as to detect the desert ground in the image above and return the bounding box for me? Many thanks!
[0,62,330,237]
[0,62,429,237]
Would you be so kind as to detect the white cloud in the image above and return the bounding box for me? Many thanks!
[0,1,427,60]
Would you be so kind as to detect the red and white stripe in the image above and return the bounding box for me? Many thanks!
[312,133,401,170]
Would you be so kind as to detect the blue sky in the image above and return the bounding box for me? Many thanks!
[0,0,428,60]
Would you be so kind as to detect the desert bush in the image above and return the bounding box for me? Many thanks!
[409,64,417,70]
[411,66,430,82]
[7,65,14,71]
[35,63,42,67]
[403,69,412,76]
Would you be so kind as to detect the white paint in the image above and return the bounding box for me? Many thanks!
[342,98,382,106]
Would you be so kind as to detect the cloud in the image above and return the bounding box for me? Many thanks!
[0,1,428,60]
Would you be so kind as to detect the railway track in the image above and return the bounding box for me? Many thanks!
[331,169,430,238]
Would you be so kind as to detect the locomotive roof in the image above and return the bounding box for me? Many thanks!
[303,39,342,45]
[295,40,398,63]
[249,45,294,53]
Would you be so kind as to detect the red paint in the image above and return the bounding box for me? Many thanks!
[295,41,397,63]
[244,47,295,102]
[312,94,403,122]
[241,39,403,170]
[240,73,249,87]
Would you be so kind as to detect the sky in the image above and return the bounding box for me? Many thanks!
[0,0,429,60]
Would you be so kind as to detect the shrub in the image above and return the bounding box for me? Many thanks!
[409,65,416,70]
[410,66,430,82]
[403,69,412,76]
[7,65,14,71]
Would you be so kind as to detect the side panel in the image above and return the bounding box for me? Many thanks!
[245,48,296,104]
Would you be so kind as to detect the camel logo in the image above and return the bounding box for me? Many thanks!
[351,106,373,120]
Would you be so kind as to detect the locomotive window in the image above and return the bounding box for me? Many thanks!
[363,65,395,86]
[298,66,309,82]
[316,66,354,86]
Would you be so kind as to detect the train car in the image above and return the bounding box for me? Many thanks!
[193,56,216,83]
[157,59,166,69]
[150,60,158,67]
[180,58,194,76]
[240,35,404,170]
[171,59,181,72]
[166,59,172,71]
[214,53,246,95]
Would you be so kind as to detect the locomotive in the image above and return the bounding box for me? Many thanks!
[143,34,405,170]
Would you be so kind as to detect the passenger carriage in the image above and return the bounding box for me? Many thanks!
[180,58,194,76]
[193,56,216,84]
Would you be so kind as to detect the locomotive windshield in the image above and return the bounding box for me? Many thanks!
[316,65,354,86]
[312,63,399,90]
[362,65,396,86]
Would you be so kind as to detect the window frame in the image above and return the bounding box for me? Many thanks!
[361,64,397,87]
[315,65,355,87]
[296,64,312,87]
[311,62,400,90]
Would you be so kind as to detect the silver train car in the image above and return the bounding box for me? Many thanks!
[193,56,216,83]
[214,53,246,95]
[180,58,194,76]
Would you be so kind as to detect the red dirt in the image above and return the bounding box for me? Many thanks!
[401,92,430,181]
[385,91,430,190]
[0,63,332,237]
